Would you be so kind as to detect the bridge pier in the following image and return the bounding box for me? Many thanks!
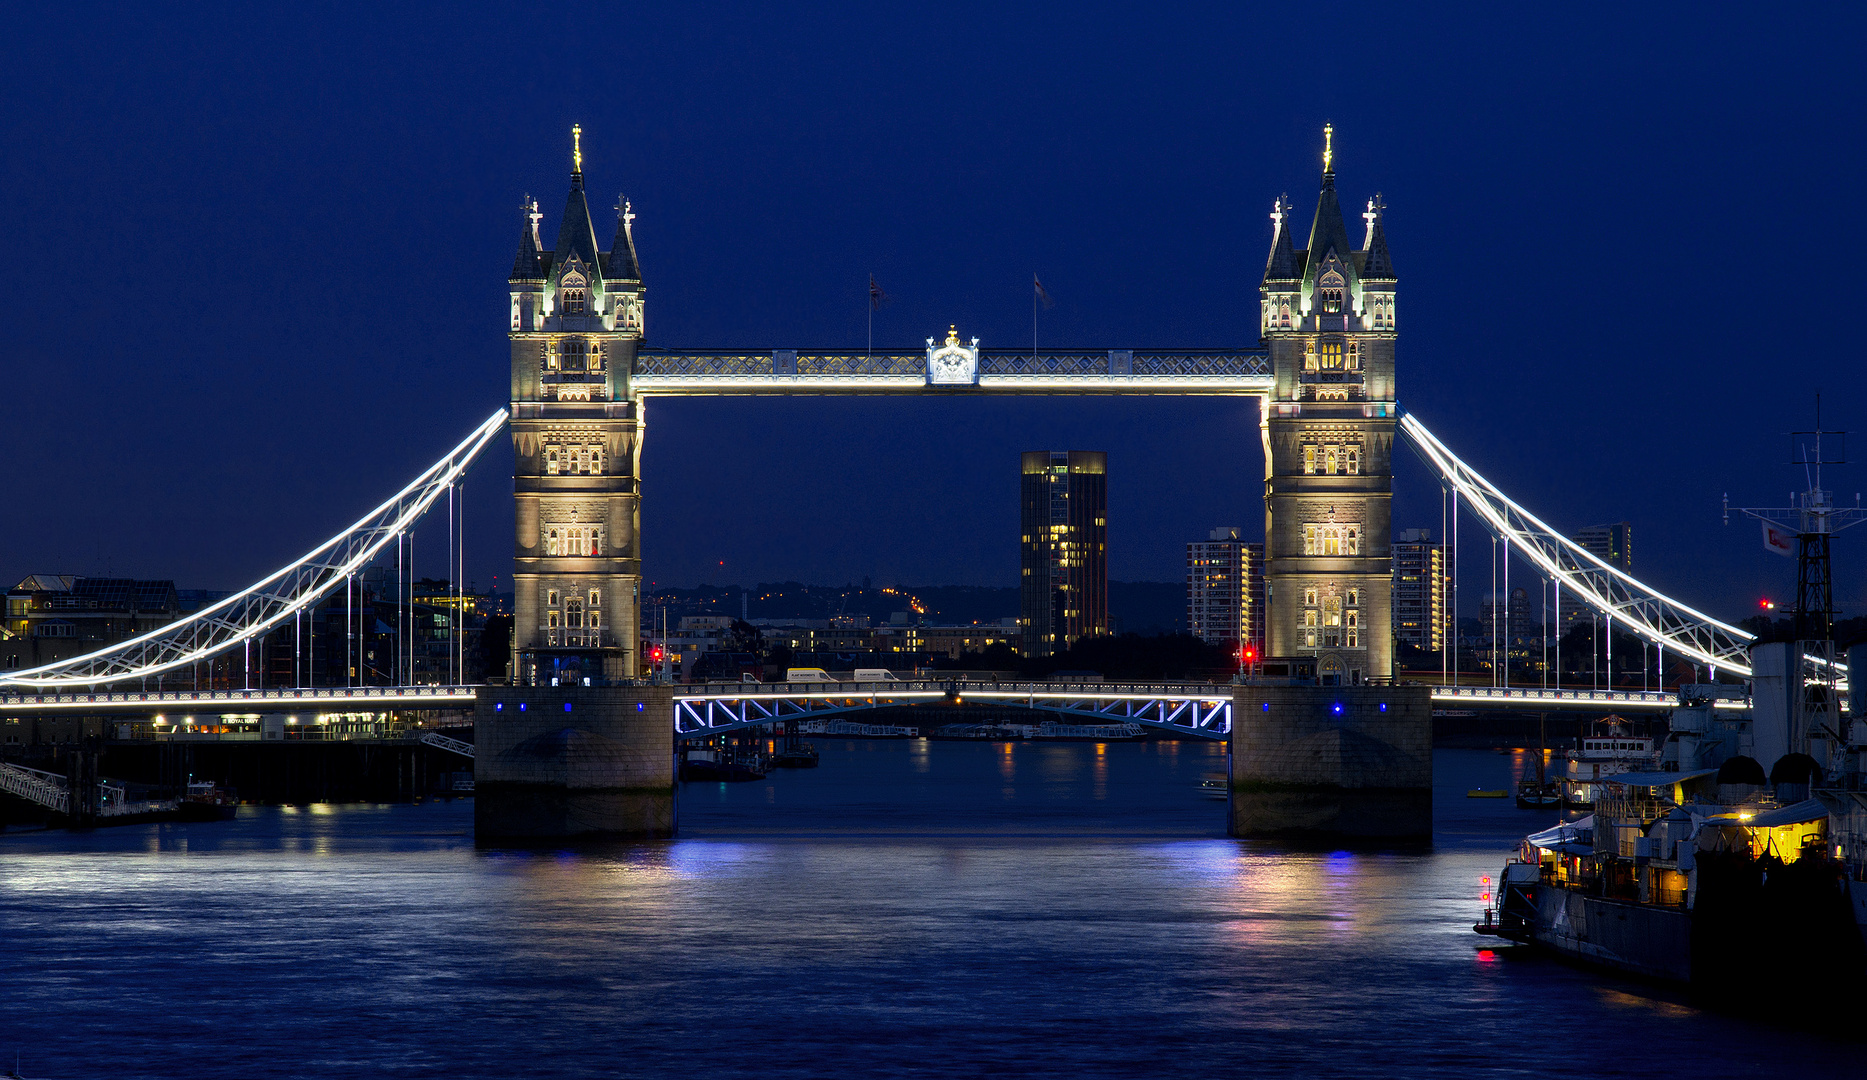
[473,685,676,842]
[1229,684,1432,844]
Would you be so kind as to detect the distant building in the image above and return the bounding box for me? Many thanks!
[1020,451,1109,655]
[1576,522,1632,572]
[1481,587,1533,663]
[1560,521,1631,627]
[1391,528,1445,653]
[1186,528,1264,649]
[3,575,181,672]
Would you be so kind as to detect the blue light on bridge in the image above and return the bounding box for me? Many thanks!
[636,703,645,712]
[495,703,503,711]
[1332,703,1343,715]
[564,702,573,712]
[1261,703,1270,712]
[1380,703,1388,712]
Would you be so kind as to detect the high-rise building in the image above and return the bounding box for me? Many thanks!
[1391,528,1444,653]
[1481,586,1533,661]
[1020,451,1108,655]
[506,129,647,685]
[1260,126,1397,685]
[1187,528,1264,649]
[1560,522,1632,628]
[1575,522,1632,572]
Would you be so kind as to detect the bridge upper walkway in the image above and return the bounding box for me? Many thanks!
[630,348,1272,395]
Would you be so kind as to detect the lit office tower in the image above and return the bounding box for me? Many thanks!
[1391,528,1444,653]
[1560,522,1632,627]
[1020,451,1108,656]
[1187,528,1265,649]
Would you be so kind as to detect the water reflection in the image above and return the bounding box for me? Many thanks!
[1,748,1858,1078]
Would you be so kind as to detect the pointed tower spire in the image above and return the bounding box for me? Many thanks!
[510,195,544,281]
[551,127,603,279]
[1302,124,1357,296]
[1361,194,1395,279]
[607,195,642,281]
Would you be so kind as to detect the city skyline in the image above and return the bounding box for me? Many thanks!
[1,5,1862,628]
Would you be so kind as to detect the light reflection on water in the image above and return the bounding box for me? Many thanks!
[0,744,1856,1078]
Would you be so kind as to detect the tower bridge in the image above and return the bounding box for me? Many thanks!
[2,127,1780,841]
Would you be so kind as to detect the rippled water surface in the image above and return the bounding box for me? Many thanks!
[0,743,1857,1078]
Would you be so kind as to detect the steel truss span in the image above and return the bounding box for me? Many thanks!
[1401,412,1758,679]
[671,681,1234,739]
[631,349,1273,395]
[0,411,510,689]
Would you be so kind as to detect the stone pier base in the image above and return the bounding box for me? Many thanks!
[473,685,676,842]
[1229,684,1432,844]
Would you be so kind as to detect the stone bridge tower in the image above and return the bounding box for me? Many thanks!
[507,127,646,686]
[1260,126,1398,684]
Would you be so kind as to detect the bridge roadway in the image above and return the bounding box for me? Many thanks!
[0,680,1715,732]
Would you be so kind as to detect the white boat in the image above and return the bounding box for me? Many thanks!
[1561,715,1657,809]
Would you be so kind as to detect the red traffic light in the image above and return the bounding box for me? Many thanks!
[1759,598,1775,610]
[649,645,665,663]
[1242,647,1257,662]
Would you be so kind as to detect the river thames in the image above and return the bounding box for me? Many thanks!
[0,742,1857,1077]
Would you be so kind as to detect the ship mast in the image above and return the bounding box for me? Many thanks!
[1724,394,1867,770]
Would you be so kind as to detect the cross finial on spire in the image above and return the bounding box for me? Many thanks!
[526,195,542,247]
[1322,122,1334,173]
[1271,194,1287,229]
[618,195,636,233]
[572,124,584,174]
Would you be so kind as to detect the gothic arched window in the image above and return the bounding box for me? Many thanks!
[561,339,588,372]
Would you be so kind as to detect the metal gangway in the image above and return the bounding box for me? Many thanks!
[0,760,177,818]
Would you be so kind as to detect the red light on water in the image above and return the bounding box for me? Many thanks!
[1476,949,1497,962]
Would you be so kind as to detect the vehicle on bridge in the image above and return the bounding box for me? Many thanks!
[785,667,837,684]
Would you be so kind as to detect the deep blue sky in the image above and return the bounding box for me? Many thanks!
[3,2,1863,622]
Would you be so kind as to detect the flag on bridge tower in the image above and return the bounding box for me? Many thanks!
[1763,520,1796,556]
[869,275,888,310]
[1033,274,1054,309]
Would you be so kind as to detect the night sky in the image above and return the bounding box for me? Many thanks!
[3,3,1862,622]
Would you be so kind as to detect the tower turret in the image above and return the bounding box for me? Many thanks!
[509,196,545,332]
